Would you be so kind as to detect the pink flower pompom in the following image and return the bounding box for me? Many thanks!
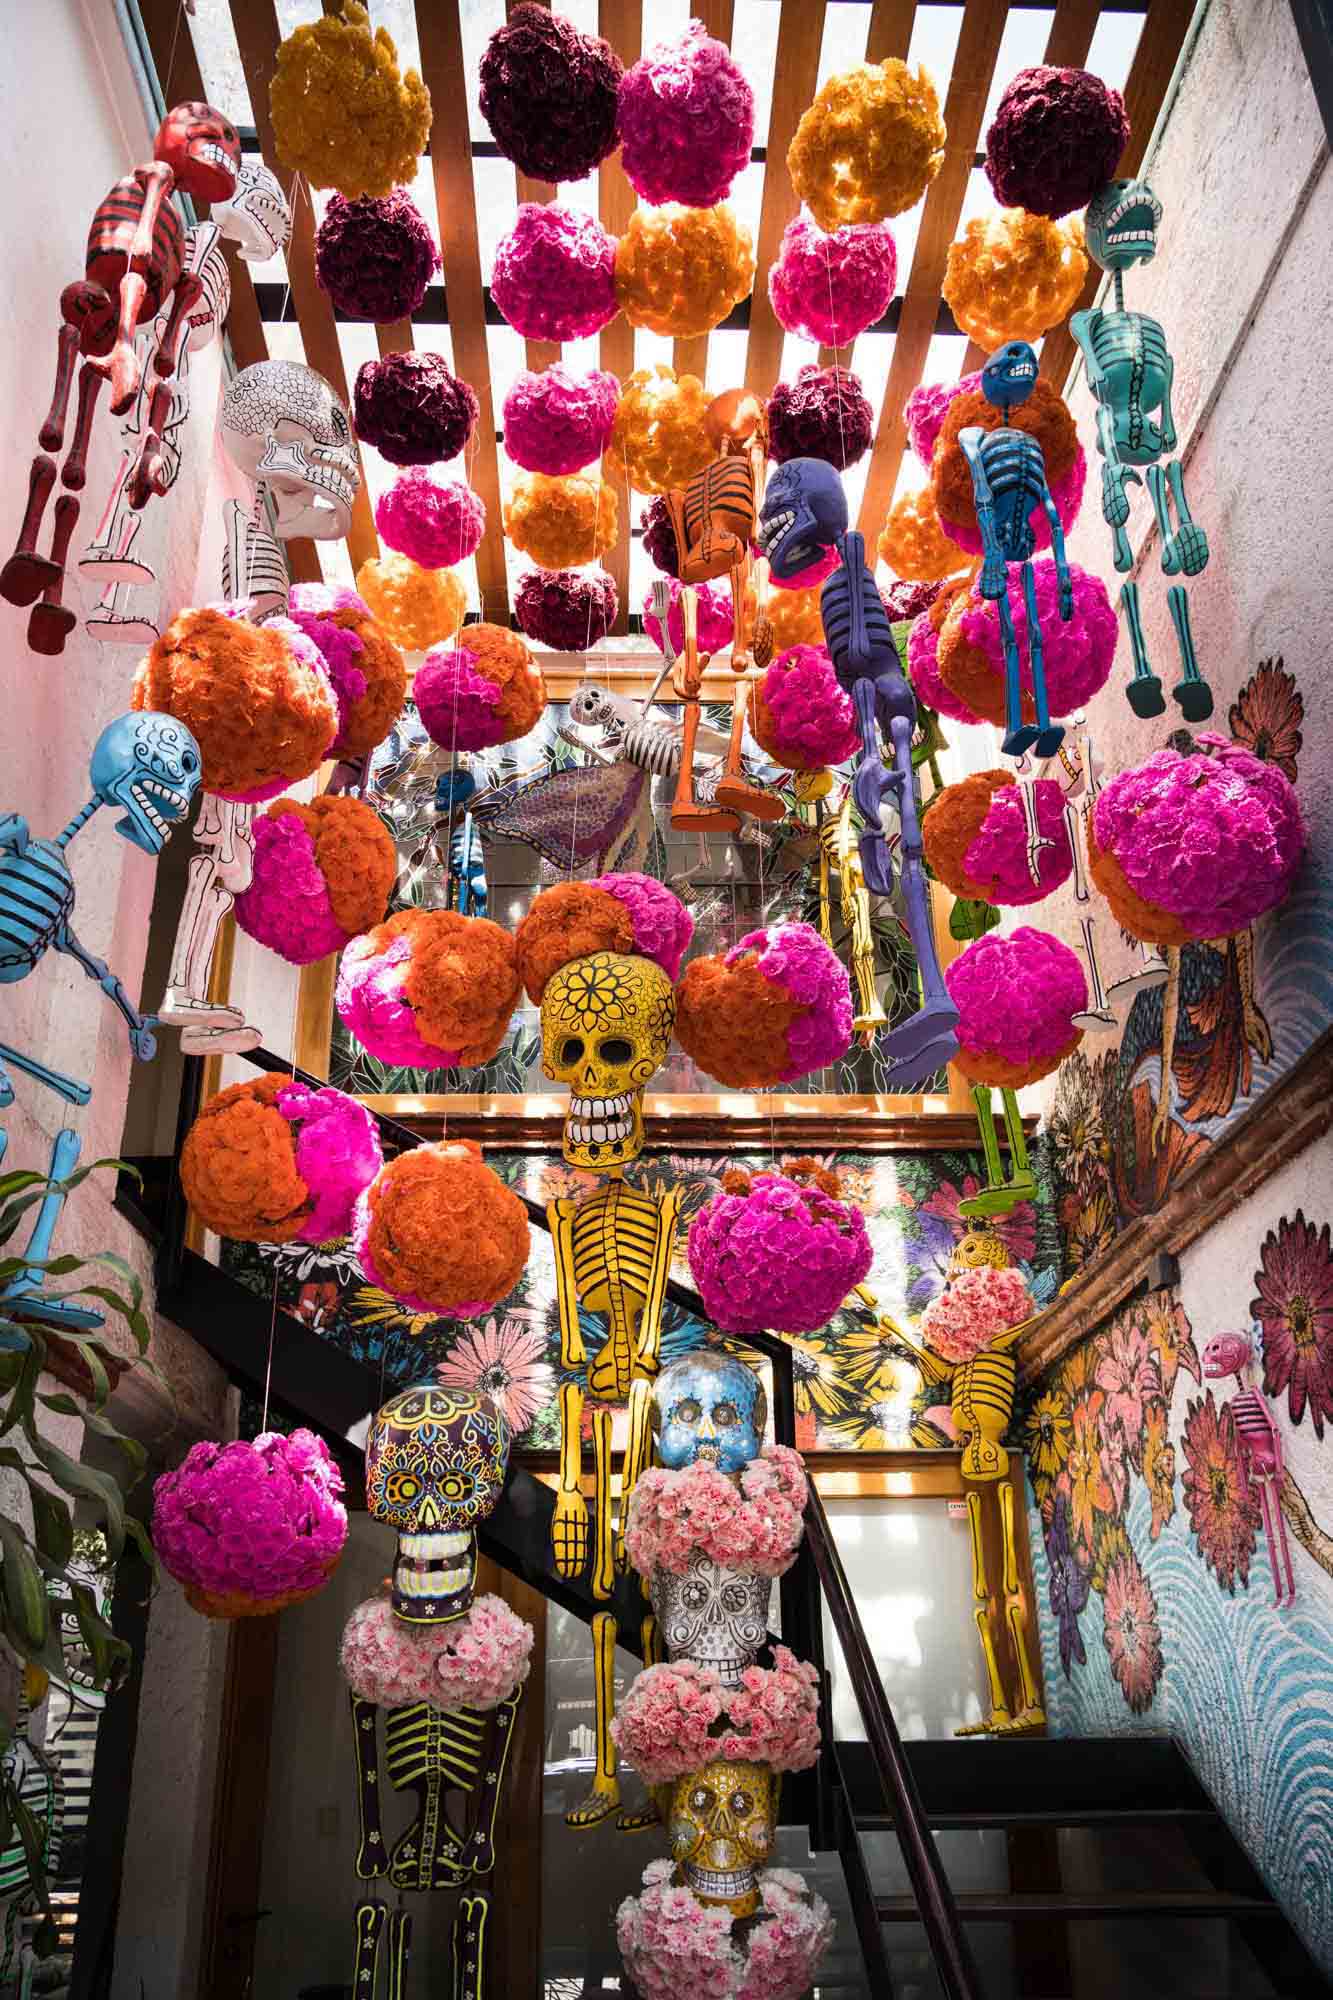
[502,364,620,475]
[286,582,372,751]
[153,1431,347,1615]
[341,1592,532,1712]
[335,932,462,1070]
[642,576,735,657]
[767,543,840,591]
[688,1171,871,1336]
[275,1081,383,1243]
[617,22,754,209]
[1092,735,1305,941]
[718,1646,821,1771]
[768,214,897,347]
[946,926,1087,1086]
[592,870,694,979]
[922,1263,1034,1364]
[375,470,486,569]
[234,809,347,964]
[611,1659,723,1782]
[959,777,1075,906]
[618,1862,833,2000]
[940,444,1087,555]
[735,922,853,1082]
[907,373,981,468]
[906,601,979,724]
[952,558,1115,717]
[752,644,860,770]
[416,645,509,752]
[491,203,619,342]
[624,1447,809,1579]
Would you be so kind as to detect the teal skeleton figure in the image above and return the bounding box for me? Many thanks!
[1071,180,1213,722]
[958,342,1073,761]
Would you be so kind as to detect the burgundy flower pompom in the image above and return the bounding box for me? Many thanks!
[767,365,873,470]
[984,67,1130,219]
[617,21,755,209]
[353,353,478,466]
[479,3,623,184]
[491,204,619,343]
[641,495,680,578]
[881,578,942,625]
[514,568,617,651]
[315,190,440,322]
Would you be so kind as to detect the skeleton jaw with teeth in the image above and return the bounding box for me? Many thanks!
[541,950,676,1171]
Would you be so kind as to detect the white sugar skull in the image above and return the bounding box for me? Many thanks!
[540,950,676,1171]
[213,158,292,264]
[220,359,359,541]
[650,1550,772,1687]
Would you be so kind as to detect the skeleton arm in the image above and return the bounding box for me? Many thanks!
[0,815,31,855]
[1071,311,1139,571]
[957,429,1005,597]
[348,1694,388,1879]
[56,922,156,1060]
[1040,473,1074,621]
[1157,348,1178,454]
[874,1314,954,1388]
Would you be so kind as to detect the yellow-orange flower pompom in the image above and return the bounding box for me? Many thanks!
[933,380,1078,543]
[355,554,466,654]
[614,205,755,338]
[270,1,432,199]
[877,488,970,583]
[942,210,1087,351]
[788,60,945,229]
[765,584,825,653]
[608,365,713,496]
[181,1075,311,1242]
[504,470,619,569]
[353,1141,530,1315]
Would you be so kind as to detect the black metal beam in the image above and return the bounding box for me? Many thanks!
[1290,0,1333,146]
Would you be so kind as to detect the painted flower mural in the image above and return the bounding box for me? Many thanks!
[1141,1399,1176,1541]
[1228,656,1304,784]
[434,1311,552,1433]
[1180,1391,1259,1595]
[1045,1491,1089,1676]
[1022,1387,1072,1512]
[1095,1316,1162,1470]
[1099,1542,1164,1714]
[1251,1209,1333,1437]
[1063,1392,1116,1556]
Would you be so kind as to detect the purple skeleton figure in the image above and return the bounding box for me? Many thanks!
[1201,1325,1296,1609]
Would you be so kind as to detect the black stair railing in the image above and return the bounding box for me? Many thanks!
[157,1045,983,1999]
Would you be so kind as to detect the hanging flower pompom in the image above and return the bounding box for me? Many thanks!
[937,560,1115,728]
[514,874,693,1001]
[766,583,824,653]
[355,554,466,652]
[923,770,1073,907]
[766,364,873,470]
[491,203,619,342]
[945,926,1087,1088]
[1089,736,1305,946]
[788,59,945,229]
[314,189,439,322]
[624,1446,809,1579]
[985,66,1130,219]
[180,1072,383,1244]
[617,20,754,208]
[415,623,545,751]
[882,577,942,625]
[270,1,431,200]
[749,645,859,771]
[234,795,398,966]
[479,3,622,184]
[642,576,735,659]
[504,469,619,568]
[611,1648,820,1783]
[285,581,407,758]
[353,353,477,467]
[352,1139,530,1315]
[922,1263,1035,1364]
[877,487,970,583]
[688,1162,872,1335]
[619,1863,834,2000]
[933,378,1078,542]
[154,1430,349,1619]
[375,470,486,570]
[614,204,755,338]
[336,908,521,1071]
[514,568,617,651]
[906,374,981,468]
[904,580,976,723]
[768,214,897,346]
[676,922,853,1087]
[608,365,712,495]
[641,495,680,577]
[943,209,1086,351]
[341,1590,534,1710]
[502,364,619,476]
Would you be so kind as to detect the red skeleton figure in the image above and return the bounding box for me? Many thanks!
[1201,1325,1297,1609]
[1,103,240,645]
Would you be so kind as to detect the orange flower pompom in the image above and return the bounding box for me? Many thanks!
[341,908,523,1067]
[180,1075,312,1242]
[132,608,337,802]
[788,59,945,229]
[355,554,466,653]
[614,205,755,338]
[504,470,619,568]
[1086,822,1197,949]
[455,622,546,742]
[272,795,397,940]
[765,584,824,653]
[288,585,408,759]
[942,210,1087,351]
[674,953,804,1088]
[514,882,636,1004]
[608,365,713,496]
[270,1,431,199]
[933,380,1077,541]
[353,1141,529,1314]
[878,487,970,583]
[935,593,1012,730]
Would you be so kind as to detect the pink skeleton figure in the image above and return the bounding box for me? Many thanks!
[1202,1325,1297,1609]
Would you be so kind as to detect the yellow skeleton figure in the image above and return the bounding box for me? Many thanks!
[816,791,887,1041]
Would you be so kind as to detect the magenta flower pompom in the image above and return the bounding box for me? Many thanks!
[767,365,873,470]
[882,578,942,625]
[907,373,981,468]
[416,645,508,753]
[768,214,897,347]
[276,1081,384,1243]
[592,870,694,980]
[906,601,975,724]
[314,189,440,322]
[234,810,346,965]
[688,1168,872,1335]
[514,567,617,650]
[375,470,486,570]
[502,364,619,475]
[985,66,1130,219]
[1091,735,1305,942]
[752,923,854,1081]
[769,543,840,592]
[353,352,477,466]
[335,931,462,1071]
[951,558,1115,717]
[479,3,622,185]
[922,1263,1035,1364]
[960,777,1074,906]
[617,21,755,209]
[752,645,860,770]
[491,203,619,342]
[946,926,1087,1087]
[940,444,1086,556]
[641,495,680,578]
[341,1591,533,1712]
[153,1430,348,1618]
[642,576,734,657]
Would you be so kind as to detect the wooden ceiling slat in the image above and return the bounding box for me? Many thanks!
[504,0,561,376]
[374,320,415,357]
[866,0,918,65]
[1043,0,1103,69]
[671,0,735,388]
[1040,0,1197,390]
[598,0,643,636]
[416,0,510,622]
[856,0,1011,536]
[743,0,828,398]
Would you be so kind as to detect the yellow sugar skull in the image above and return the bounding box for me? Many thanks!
[667,1756,776,1918]
[949,1226,1011,1276]
[540,950,676,1171]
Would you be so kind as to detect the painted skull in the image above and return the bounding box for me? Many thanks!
[981,340,1038,414]
[948,1227,1011,1277]
[756,455,847,581]
[212,158,293,265]
[668,1757,775,1917]
[1084,178,1163,273]
[154,101,241,205]
[650,1551,772,1687]
[89,711,201,855]
[653,1350,765,1474]
[1202,1326,1258,1382]
[365,1384,511,1624]
[540,950,675,1171]
[220,359,360,541]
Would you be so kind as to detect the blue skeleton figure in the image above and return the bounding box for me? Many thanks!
[958,341,1071,760]
[756,458,959,1085]
[1071,180,1212,722]
[0,712,200,1333]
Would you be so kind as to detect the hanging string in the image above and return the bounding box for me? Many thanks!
[260,939,305,1434]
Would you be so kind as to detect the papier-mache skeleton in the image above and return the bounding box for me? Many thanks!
[1201,1326,1296,1609]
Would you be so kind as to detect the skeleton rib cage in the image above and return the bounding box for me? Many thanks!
[968,430,1048,558]
[1088,312,1171,459]
[571,1182,670,1401]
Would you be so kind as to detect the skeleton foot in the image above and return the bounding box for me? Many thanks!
[179,1020,264,1056]
[84,604,160,645]
[880,1011,959,1090]
[955,1709,1013,1738]
[551,1484,590,1581]
[616,1799,661,1834]
[159,990,248,1030]
[958,1174,1036,1221]
[565,1779,620,1829]
[995,1704,1045,1737]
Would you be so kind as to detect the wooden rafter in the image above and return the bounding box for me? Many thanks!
[505,0,560,375]
[672,0,736,389]
[1043,0,1103,70]
[597,0,643,636]
[743,0,827,398]
[865,0,918,65]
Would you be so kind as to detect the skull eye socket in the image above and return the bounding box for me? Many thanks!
[330,408,350,441]
[681,1580,709,1610]
[560,1036,585,1064]
[673,1398,701,1427]
[730,1789,754,1816]
[720,1583,750,1612]
[598,1037,633,1065]
[690,1787,714,1813]
[713,1401,739,1427]
[181,748,198,773]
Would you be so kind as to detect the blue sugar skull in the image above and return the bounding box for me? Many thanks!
[89,711,201,855]
[654,1350,766,1475]
[980,341,1038,415]
[1084,179,1162,273]
[757,456,847,581]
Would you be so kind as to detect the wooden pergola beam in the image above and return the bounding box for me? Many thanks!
[742,0,827,399]
[672,0,736,390]
[598,0,643,636]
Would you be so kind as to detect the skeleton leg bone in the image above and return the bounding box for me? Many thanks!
[0,1127,105,1335]
[552,1381,589,1581]
[452,1894,489,2000]
[27,495,82,656]
[565,1609,621,1828]
[352,1900,386,1999]
[591,1404,614,1603]
[385,1907,411,2000]
[1,458,61,605]
[1119,580,1166,719]
[956,1489,1012,1735]
[1073,915,1117,1031]
[1021,559,1063,758]
[996,1479,1045,1733]
[878,710,960,1084]
[996,587,1039,758]
[1166,583,1214,721]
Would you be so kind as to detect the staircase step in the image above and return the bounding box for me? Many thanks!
[858,1805,1221,1831]
[874,1890,1279,1923]
[837,1735,1214,1822]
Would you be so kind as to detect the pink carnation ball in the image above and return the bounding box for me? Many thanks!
[743,922,853,1081]
[152,1430,348,1615]
[276,1081,384,1243]
[502,363,619,475]
[940,445,1087,555]
[952,559,1115,717]
[962,778,1074,906]
[375,469,486,569]
[906,601,978,724]
[341,1592,533,1712]
[593,870,694,980]
[945,926,1087,1086]
[688,1169,872,1335]
[642,576,735,657]
[922,1263,1034,1364]
[335,931,463,1071]
[617,21,755,209]
[907,373,981,468]
[768,215,897,347]
[491,203,619,342]
[416,645,509,752]
[754,644,860,770]
[234,809,348,964]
